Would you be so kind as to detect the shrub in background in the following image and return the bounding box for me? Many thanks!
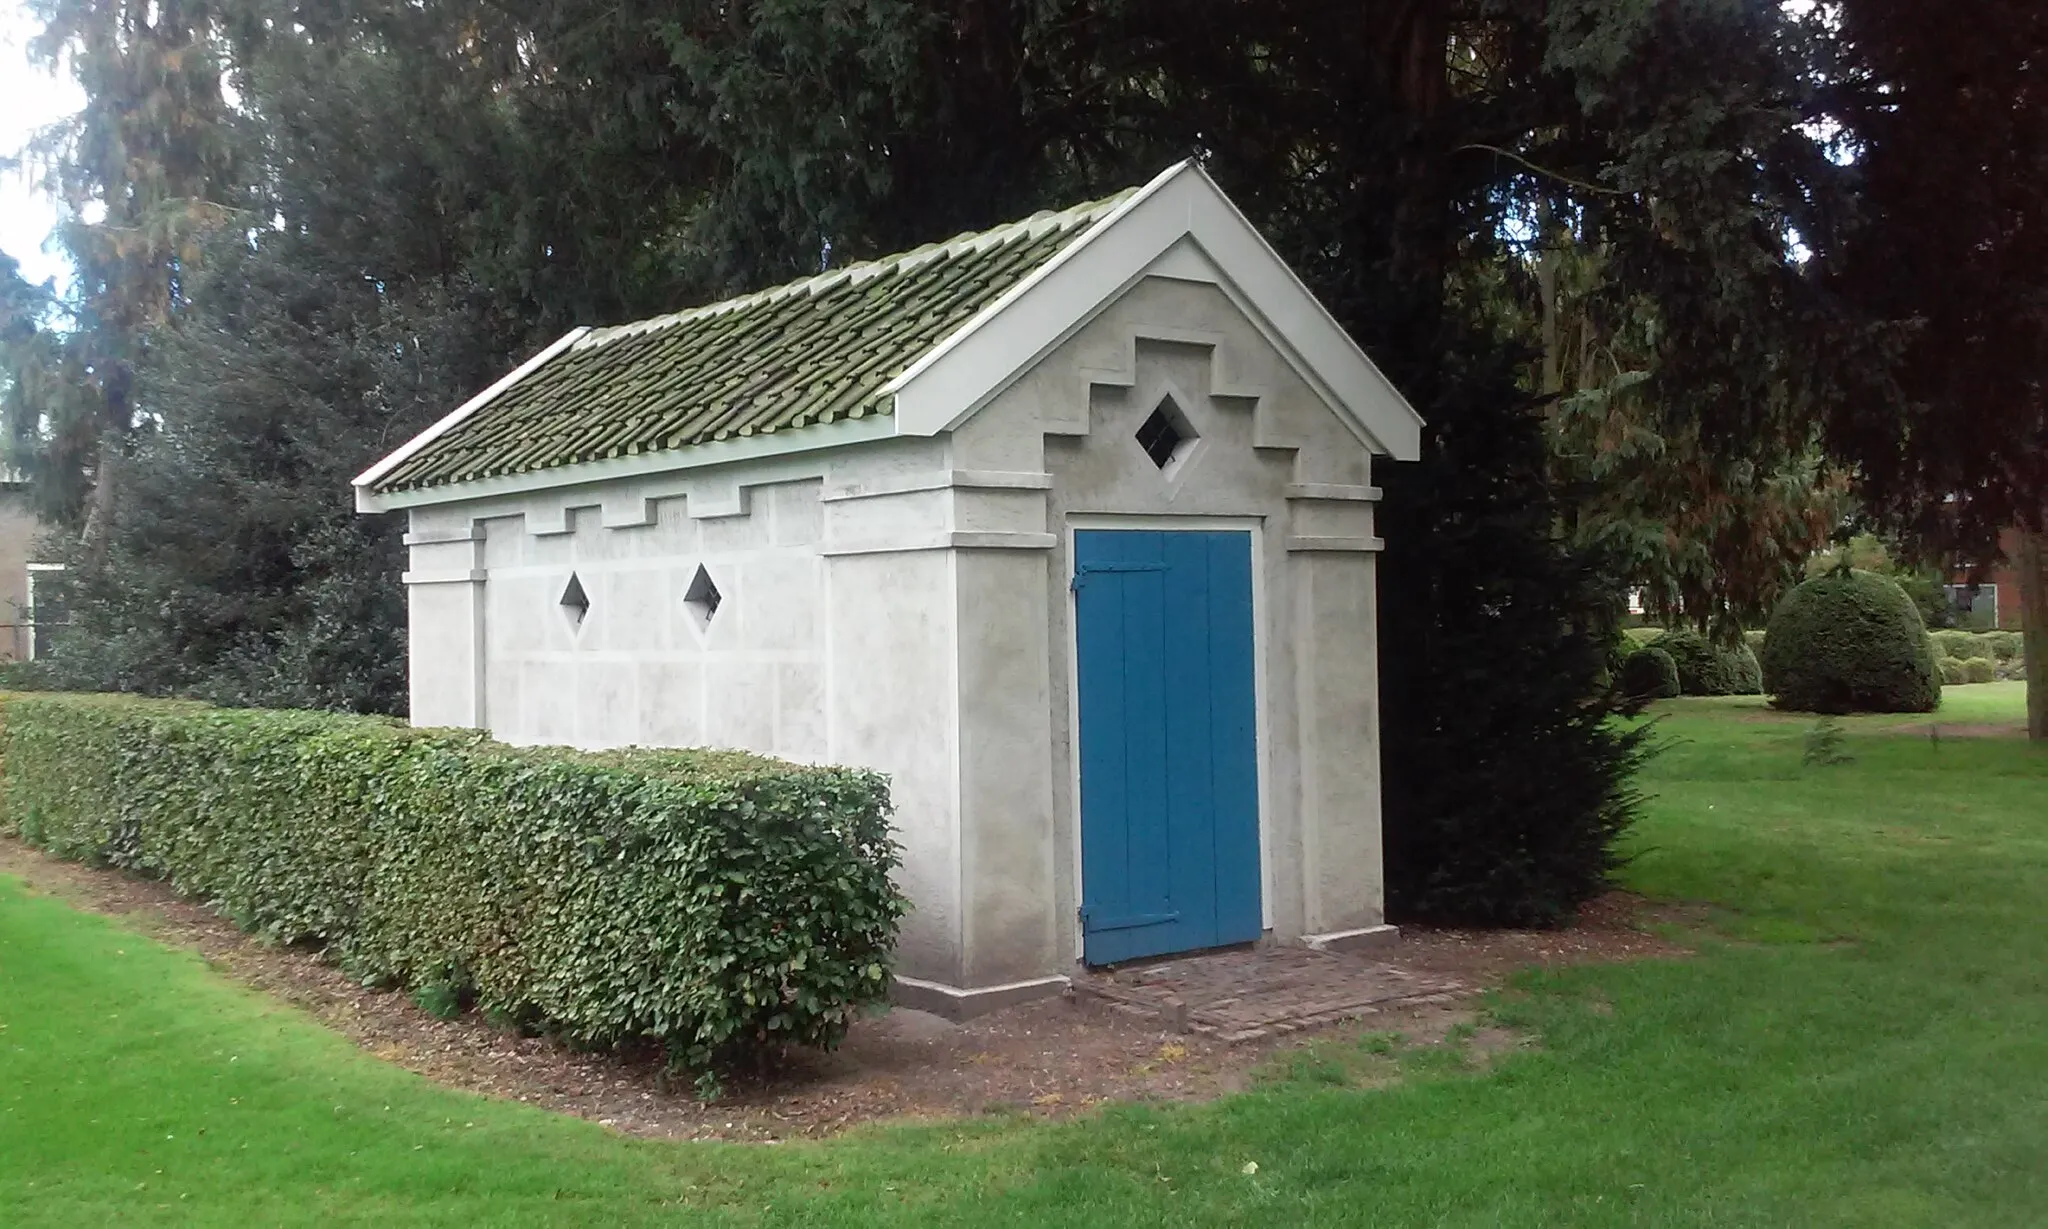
[1928,630,2026,680]
[1744,629,1768,654]
[0,693,904,1076]
[1961,656,1998,684]
[1618,646,1681,702]
[1937,657,1969,686]
[1804,533,1956,630]
[1892,572,1957,632]
[1931,629,1985,662]
[1657,627,1764,696]
[1724,642,1764,696]
[1760,570,1941,713]
[1598,632,1632,693]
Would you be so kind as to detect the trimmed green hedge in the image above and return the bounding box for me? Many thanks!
[1761,570,1941,713]
[1937,657,1969,686]
[1657,628,1763,696]
[1618,646,1680,701]
[0,693,904,1072]
[1933,629,2024,667]
[1961,656,1997,684]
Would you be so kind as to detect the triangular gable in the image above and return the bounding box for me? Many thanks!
[886,161,1424,461]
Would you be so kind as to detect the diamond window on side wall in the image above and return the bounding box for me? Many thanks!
[560,573,590,631]
[684,564,722,632]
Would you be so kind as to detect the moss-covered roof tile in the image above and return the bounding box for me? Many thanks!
[371,190,1131,494]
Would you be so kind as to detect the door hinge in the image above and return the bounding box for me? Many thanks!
[1072,560,1168,593]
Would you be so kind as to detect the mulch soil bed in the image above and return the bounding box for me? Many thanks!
[0,834,1687,1141]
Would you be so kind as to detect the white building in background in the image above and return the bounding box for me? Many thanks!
[0,469,60,661]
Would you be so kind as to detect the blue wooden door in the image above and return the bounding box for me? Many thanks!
[1073,529,1262,964]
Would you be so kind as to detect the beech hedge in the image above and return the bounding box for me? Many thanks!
[0,692,904,1072]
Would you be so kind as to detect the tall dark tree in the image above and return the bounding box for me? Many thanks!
[20,0,719,712]
[1,255,65,474]
[1822,0,2048,737]
[12,0,241,533]
[635,0,1840,922]
[15,0,1866,921]
[1521,239,1850,635]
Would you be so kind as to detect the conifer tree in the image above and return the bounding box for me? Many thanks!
[22,0,2012,916]
[1823,0,2048,738]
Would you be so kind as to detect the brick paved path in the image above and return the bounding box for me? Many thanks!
[1071,946,1465,1043]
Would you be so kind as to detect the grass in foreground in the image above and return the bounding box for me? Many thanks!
[4,688,2047,1226]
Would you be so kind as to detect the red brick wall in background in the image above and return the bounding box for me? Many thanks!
[1949,528,2025,629]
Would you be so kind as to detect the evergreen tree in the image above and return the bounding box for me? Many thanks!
[19,0,718,712]
[1821,0,2048,737]
[561,0,1840,922]
[12,0,1874,921]
[30,231,501,712]
[1522,239,1851,637]
[11,0,242,530]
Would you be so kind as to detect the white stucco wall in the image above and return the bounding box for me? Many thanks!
[473,478,828,757]
[400,437,988,987]
[397,256,1391,1009]
[936,265,1388,990]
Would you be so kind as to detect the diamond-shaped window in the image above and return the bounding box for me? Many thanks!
[684,564,722,630]
[1136,397,1198,473]
[560,573,590,630]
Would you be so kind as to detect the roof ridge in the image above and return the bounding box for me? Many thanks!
[571,187,1135,353]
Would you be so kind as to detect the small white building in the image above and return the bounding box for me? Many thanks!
[355,162,1422,1017]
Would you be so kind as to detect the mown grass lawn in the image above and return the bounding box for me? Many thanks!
[4,685,2046,1226]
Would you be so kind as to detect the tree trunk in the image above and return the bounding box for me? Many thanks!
[2018,527,2048,741]
[79,438,119,565]
[1536,212,1562,397]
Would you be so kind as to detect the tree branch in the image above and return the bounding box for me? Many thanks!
[1454,144,1626,197]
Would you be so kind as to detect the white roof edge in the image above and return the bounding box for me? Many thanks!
[886,159,1425,460]
[880,159,1197,400]
[1192,166,1427,440]
[353,327,591,491]
[354,414,897,513]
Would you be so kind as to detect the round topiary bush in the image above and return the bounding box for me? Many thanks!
[1961,656,1997,684]
[1657,627,1764,696]
[1937,657,1968,686]
[1760,569,1941,713]
[1618,646,1680,702]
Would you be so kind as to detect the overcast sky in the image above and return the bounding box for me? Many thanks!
[1,1,82,294]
